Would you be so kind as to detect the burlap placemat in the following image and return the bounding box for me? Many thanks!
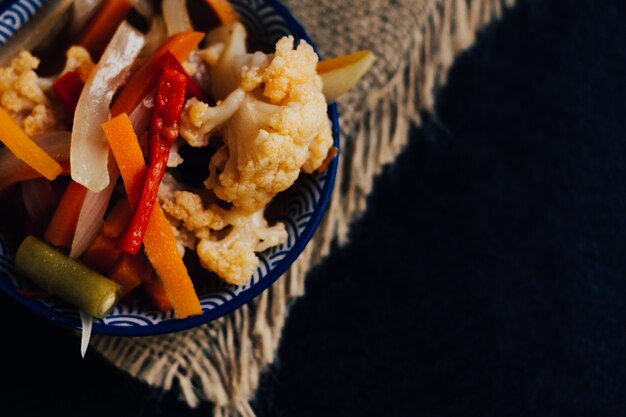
[91,0,514,415]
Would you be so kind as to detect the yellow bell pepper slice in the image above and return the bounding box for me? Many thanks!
[317,50,375,102]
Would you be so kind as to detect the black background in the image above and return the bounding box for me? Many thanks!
[3,0,626,415]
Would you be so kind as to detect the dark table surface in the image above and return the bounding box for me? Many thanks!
[3,0,626,415]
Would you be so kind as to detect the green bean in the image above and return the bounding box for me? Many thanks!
[15,236,122,318]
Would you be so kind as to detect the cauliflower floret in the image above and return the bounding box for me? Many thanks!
[239,51,271,91]
[0,47,94,136]
[14,70,48,105]
[11,50,40,73]
[62,46,95,82]
[259,36,321,104]
[161,190,226,239]
[207,90,332,211]
[1,88,36,113]
[0,50,39,91]
[158,171,188,201]
[168,138,185,168]
[0,52,49,112]
[22,104,57,137]
[159,179,288,285]
[181,26,333,212]
[197,236,259,285]
[170,223,197,258]
[166,24,332,283]
[180,89,245,147]
[196,208,287,285]
[0,51,59,135]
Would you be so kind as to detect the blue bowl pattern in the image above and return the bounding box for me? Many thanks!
[0,0,45,45]
[0,0,340,336]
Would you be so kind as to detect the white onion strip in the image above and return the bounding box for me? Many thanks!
[162,0,192,36]
[79,309,93,358]
[70,165,120,259]
[128,91,155,136]
[70,22,145,192]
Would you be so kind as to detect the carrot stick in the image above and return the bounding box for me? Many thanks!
[111,31,205,116]
[81,233,122,274]
[44,180,88,248]
[82,198,133,272]
[204,0,238,25]
[108,252,150,296]
[103,197,132,238]
[0,108,62,181]
[101,113,201,318]
[77,0,133,59]
[316,50,373,73]
[141,271,174,311]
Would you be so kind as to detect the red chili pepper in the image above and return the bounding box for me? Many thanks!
[116,66,187,255]
[158,51,208,101]
[53,71,84,119]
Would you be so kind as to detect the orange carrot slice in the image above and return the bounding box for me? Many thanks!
[0,108,62,182]
[81,233,122,274]
[111,31,205,116]
[316,50,374,73]
[44,180,88,248]
[103,197,132,238]
[101,113,201,318]
[77,0,133,59]
[204,0,238,25]
[141,271,174,311]
[108,252,149,296]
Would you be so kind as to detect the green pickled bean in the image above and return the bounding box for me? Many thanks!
[15,236,122,318]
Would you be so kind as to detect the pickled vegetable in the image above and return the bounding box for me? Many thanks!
[14,236,122,318]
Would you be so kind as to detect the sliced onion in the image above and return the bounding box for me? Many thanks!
[70,165,120,258]
[0,0,74,67]
[71,22,145,193]
[68,0,102,36]
[0,131,71,193]
[79,310,93,358]
[162,0,192,36]
[128,91,155,137]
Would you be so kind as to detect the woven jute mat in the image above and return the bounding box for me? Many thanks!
[91,0,515,415]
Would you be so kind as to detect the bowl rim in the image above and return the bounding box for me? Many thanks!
[0,0,341,337]
[0,0,46,46]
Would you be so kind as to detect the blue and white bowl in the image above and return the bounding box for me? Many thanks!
[0,0,45,45]
[0,0,340,336]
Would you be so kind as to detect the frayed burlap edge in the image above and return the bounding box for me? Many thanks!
[91,1,516,415]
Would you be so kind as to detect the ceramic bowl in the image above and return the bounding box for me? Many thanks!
[0,0,339,336]
[0,0,46,46]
